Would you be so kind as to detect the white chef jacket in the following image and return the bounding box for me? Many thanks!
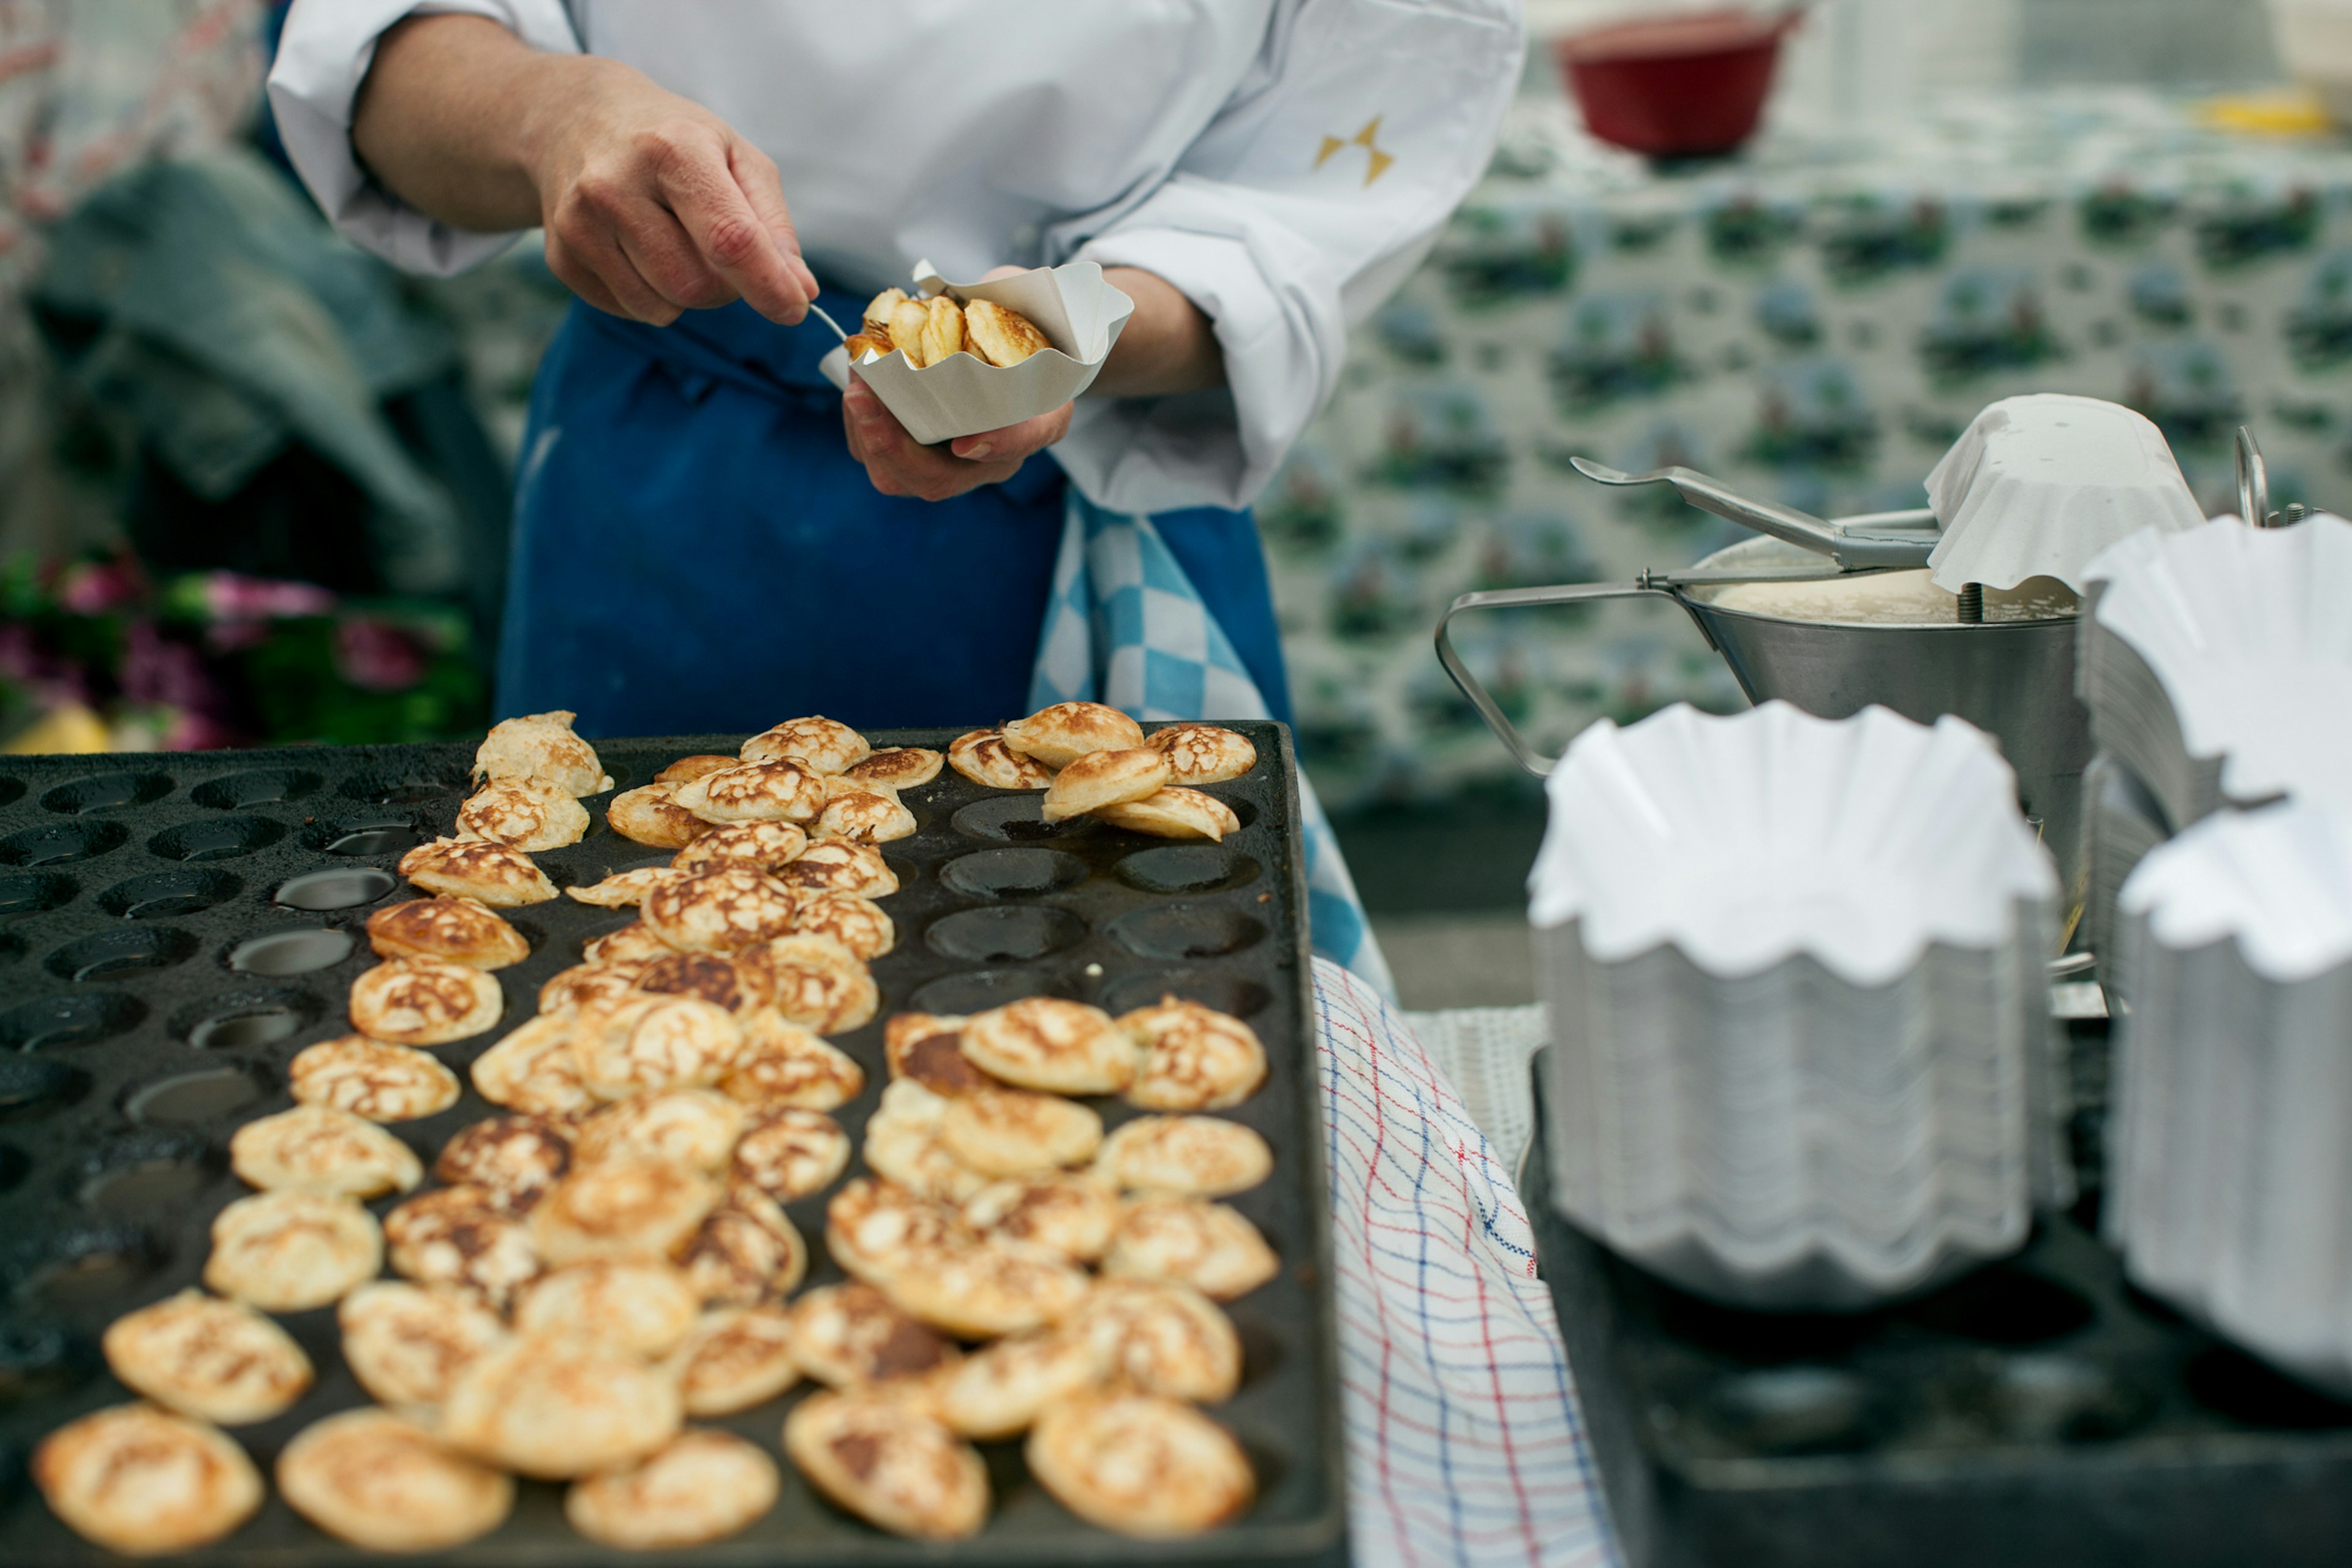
[268,0,1523,514]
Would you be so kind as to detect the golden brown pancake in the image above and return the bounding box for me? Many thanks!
[731,1106,851,1202]
[771,837,899,897]
[1118,997,1268,1111]
[938,1088,1104,1177]
[671,818,809,874]
[641,867,802,952]
[784,1390,988,1540]
[862,287,908,342]
[458,777,590,851]
[741,715,871,773]
[679,1182,807,1306]
[963,298,1052,367]
[1041,745,1171,823]
[1003,701,1145,768]
[576,1088,745,1172]
[606,782,713,849]
[1147,722,1257,784]
[277,1409,514,1553]
[671,1304,800,1415]
[889,296,937,368]
[538,959,649,1016]
[205,1189,382,1313]
[571,994,743,1100]
[815,788,918,844]
[472,709,610,797]
[530,1156,719,1267]
[367,895,530,968]
[514,1259,702,1357]
[879,1236,1091,1340]
[434,1114,573,1212]
[862,1079,987,1204]
[441,1336,682,1479]
[632,949,769,1014]
[933,1328,1100,1440]
[102,1289,312,1425]
[1103,1198,1280,1300]
[946,726,1054,790]
[384,1185,543,1311]
[338,1280,510,1407]
[567,864,685,908]
[470,1012,597,1118]
[722,1008,867,1109]
[1096,787,1243,842]
[34,1403,263,1555]
[824,1177,975,1288]
[1096,1115,1273,1198]
[1069,1278,1242,1403]
[741,932,877,1035]
[288,1036,460,1123]
[583,921,676,963]
[656,753,741,785]
[788,890,895,959]
[398,836,558,905]
[961,997,1137,1095]
[884,1013,997,1096]
[1027,1392,1254,1538]
[675,760,828,824]
[786,1282,960,1389]
[565,1428,780,1550]
[960,1175,1121,1264]
[846,747,943,791]
[228,1104,423,1199]
[347,955,503,1047]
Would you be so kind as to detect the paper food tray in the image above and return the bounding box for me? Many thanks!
[820,260,1135,446]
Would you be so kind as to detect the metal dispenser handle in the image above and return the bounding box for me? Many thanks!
[2237,426,2272,528]
[1434,581,1719,777]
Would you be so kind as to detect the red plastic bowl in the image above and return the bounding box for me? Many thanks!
[1555,9,1798,159]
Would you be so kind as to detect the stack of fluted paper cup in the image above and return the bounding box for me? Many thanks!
[2081,752,2174,972]
[2105,800,2352,1396]
[2078,513,2352,831]
[1530,701,2066,1312]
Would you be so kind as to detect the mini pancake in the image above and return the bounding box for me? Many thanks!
[576,1087,744,1172]
[205,1189,382,1313]
[230,1104,423,1199]
[1104,1199,1279,1300]
[939,1088,1104,1177]
[815,788,918,843]
[473,709,610,797]
[530,1156,719,1267]
[567,1428,780,1550]
[289,1036,461,1123]
[946,728,1054,790]
[671,819,808,874]
[1002,701,1145,768]
[672,1304,801,1415]
[385,1185,544,1311]
[458,777,590,851]
[846,747,943,791]
[889,296,938,367]
[633,949,768,1014]
[657,753,740,785]
[732,1107,852,1202]
[567,864,685,908]
[1027,1392,1254,1539]
[862,287,908,341]
[742,933,878,1035]
[1119,997,1268,1111]
[1071,1279,1242,1404]
[786,1283,960,1389]
[1098,1115,1273,1198]
[880,1237,1091,1340]
[933,1329,1101,1441]
[1147,722,1258,784]
[1040,746,1170,823]
[722,1008,866,1109]
[338,1281,510,1407]
[680,1183,808,1306]
[963,297,1052,367]
[885,1013,998,1096]
[515,1259,702,1357]
[399,835,559,906]
[918,293,964,364]
[641,867,801,952]
[434,1114,573,1212]
[863,1079,987,1204]
[771,837,898,897]
[785,1390,989,1542]
[606,782,713,849]
[740,715,871,774]
[584,921,675,963]
[825,1177,975,1287]
[441,1335,683,1479]
[789,890,895,959]
[675,760,827,825]
[103,1289,312,1425]
[34,1403,263,1556]
[571,994,742,1100]
[279,1408,514,1553]
[539,959,648,1016]
[470,1012,597,1118]
[348,955,503,1047]
[1096,787,1242,842]
[367,895,529,968]
[960,997,1136,1095]
[961,1176,1121,1264]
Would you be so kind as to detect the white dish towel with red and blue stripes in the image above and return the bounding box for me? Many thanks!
[1313,960,1617,1568]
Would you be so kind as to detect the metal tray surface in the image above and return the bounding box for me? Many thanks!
[1523,1047,2352,1568]
[0,725,1346,1568]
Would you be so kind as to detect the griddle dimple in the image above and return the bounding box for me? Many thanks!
[72,1133,224,1217]
[1114,845,1261,895]
[303,818,421,858]
[923,906,1086,963]
[274,867,394,911]
[99,870,241,921]
[907,969,1080,1015]
[0,778,23,810]
[0,872,77,919]
[0,822,127,868]
[44,927,196,983]
[949,796,1097,843]
[227,928,356,977]
[124,1065,266,1127]
[0,1058,86,1119]
[148,816,285,863]
[0,994,145,1053]
[1098,970,1273,1019]
[939,846,1087,899]
[190,769,322,810]
[172,989,321,1052]
[335,769,466,806]
[39,773,174,816]
[1106,905,1268,962]
[18,1225,164,1311]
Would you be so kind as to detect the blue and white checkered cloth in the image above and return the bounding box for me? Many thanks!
[1028,496,1396,1002]
[1314,959,1616,1568]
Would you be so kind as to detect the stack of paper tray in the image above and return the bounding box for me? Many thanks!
[2080,751,2174,978]
[2106,799,2352,1399]
[1529,701,2066,1313]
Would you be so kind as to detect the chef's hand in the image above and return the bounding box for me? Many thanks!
[842,382,1072,503]
[352,17,818,328]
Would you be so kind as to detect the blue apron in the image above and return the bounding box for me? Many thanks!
[497,289,1292,736]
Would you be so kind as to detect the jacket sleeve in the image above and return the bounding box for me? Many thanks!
[1050,0,1523,516]
[266,0,581,276]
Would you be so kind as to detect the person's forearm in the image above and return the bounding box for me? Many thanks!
[1093,268,1225,398]
[353,14,577,232]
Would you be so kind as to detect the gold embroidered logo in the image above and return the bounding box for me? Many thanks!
[1316,116,1395,187]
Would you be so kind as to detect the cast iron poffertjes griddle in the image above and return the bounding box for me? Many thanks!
[0,723,1347,1568]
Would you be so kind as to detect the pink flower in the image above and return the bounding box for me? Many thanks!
[334,617,430,692]
[202,572,336,622]
[56,557,147,616]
